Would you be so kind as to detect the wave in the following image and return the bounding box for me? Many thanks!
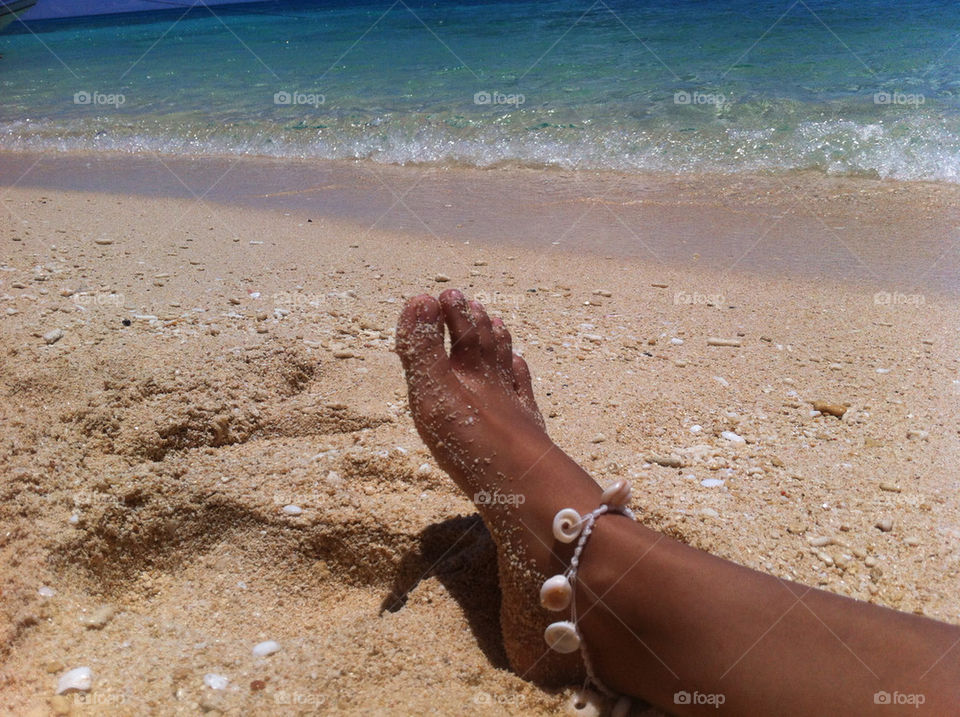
[2,110,959,183]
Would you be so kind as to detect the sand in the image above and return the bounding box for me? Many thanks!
[1,173,959,715]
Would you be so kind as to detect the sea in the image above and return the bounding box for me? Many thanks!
[2,0,959,182]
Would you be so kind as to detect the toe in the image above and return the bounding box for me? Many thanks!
[491,317,515,380]
[396,294,453,384]
[512,353,545,428]
[468,299,496,358]
[439,289,483,369]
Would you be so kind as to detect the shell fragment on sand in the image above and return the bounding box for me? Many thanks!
[43,328,64,345]
[252,640,281,657]
[56,667,92,695]
[811,401,847,418]
[648,454,682,468]
[706,337,742,347]
[203,673,229,690]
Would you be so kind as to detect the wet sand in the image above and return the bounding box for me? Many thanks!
[1,157,959,715]
[2,150,958,294]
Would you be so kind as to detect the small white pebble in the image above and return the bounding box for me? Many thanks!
[689,424,703,434]
[670,337,684,345]
[720,430,746,444]
[56,667,92,694]
[700,478,725,488]
[282,505,303,516]
[876,367,891,374]
[38,586,56,597]
[252,640,280,657]
[203,673,229,690]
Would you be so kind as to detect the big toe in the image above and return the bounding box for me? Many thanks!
[396,294,452,385]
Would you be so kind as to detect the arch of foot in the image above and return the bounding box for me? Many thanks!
[540,479,637,717]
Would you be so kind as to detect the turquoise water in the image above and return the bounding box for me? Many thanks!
[2,0,960,181]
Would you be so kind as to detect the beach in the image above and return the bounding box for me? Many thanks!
[1,158,959,714]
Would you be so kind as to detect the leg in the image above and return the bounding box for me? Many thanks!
[395,290,960,713]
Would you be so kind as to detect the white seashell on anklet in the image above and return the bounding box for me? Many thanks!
[552,508,583,543]
[600,479,632,509]
[568,688,603,717]
[540,574,572,611]
[544,620,581,653]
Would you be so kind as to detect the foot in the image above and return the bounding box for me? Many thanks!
[395,289,605,685]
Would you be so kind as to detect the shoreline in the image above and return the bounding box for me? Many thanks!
[2,149,958,296]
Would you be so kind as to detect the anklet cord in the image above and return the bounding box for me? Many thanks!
[541,480,637,709]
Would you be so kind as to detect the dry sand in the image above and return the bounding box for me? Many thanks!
[1,180,959,715]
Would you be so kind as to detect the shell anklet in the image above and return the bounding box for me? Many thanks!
[540,479,636,717]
